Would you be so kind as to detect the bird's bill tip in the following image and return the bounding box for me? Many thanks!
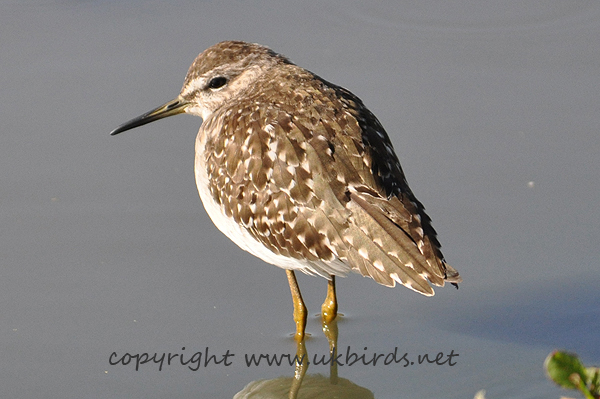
[110,96,189,136]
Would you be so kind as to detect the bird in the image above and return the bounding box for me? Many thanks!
[110,41,461,341]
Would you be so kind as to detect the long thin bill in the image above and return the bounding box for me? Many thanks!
[110,96,189,136]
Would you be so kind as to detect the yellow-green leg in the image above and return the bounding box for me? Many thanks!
[286,270,307,342]
[321,290,339,385]
[321,276,338,323]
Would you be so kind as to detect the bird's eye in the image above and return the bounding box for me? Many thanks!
[207,76,228,90]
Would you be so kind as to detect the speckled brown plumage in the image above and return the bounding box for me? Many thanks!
[185,41,460,295]
[111,41,461,336]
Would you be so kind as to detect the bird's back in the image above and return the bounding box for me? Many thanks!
[195,57,460,295]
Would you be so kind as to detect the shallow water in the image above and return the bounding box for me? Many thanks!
[1,1,599,398]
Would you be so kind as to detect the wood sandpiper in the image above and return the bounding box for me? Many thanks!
[111,41,461,341]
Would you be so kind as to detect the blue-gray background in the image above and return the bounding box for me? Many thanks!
[1,1,599,398]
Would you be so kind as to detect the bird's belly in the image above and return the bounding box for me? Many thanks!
[194,136,341,277]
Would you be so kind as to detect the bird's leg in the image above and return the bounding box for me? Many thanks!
[321,276,339,384]
[321,276,338,324]
[286,270,307,342]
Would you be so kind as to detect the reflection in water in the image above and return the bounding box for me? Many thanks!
[234,318,375,399]
[234,374,373,399]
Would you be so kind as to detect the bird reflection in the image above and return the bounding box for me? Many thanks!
[233,317,375,399]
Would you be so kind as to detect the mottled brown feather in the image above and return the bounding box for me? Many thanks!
[191,41,460,294]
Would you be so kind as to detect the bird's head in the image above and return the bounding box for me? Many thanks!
[110,41,289,136]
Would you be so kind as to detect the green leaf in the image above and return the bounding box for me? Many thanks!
[544,351,588,390]
[587,367,600,397]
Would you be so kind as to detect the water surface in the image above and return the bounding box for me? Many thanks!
[1,1,599,398]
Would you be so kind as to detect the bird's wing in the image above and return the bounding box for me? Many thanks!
[286,82,460,293]
[333,86,461,287]
[203,79,460,293]
[204,101,351,278]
